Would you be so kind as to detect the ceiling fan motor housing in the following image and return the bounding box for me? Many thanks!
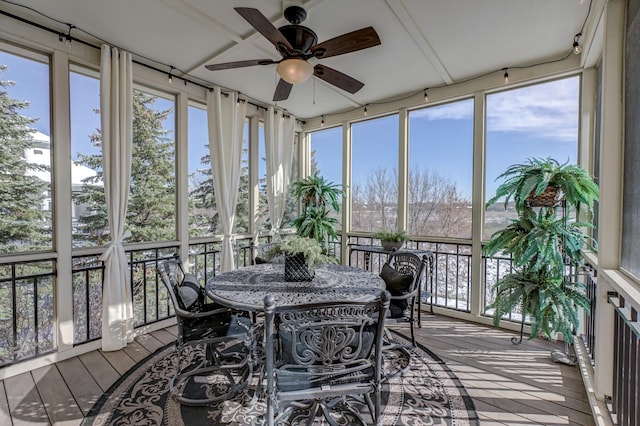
[277,25,317,56]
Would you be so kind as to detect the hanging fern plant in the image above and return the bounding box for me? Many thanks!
[487,269,590,344]
[484,157,598,345]
[486,157,599,214]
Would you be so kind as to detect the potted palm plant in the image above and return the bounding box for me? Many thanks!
[486,157,599,213]
[290,173,343,248]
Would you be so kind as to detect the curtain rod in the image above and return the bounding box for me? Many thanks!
[0,8,305,123]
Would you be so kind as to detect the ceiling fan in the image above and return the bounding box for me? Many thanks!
[205,6,381,101]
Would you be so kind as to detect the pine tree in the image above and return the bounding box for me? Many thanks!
[189,152,219,237]
[0,65,50,253]
[189,143,253,236]
[74,91,176,244]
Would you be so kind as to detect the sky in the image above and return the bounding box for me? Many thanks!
[312,77,579,199]
[2,49,578,200]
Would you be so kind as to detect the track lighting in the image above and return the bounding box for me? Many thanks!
[321,115,325,127]
[573,33,582,55]
[503,68,509,84]
[424,89,429,102]
[364,105,368,116]
[168,66,174,84]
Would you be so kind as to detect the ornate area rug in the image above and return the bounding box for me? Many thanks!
[83,332,478,425]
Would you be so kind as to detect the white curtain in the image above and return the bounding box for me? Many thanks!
[99,45,134,351]
[264,107,296,240]
[208,90,247,272]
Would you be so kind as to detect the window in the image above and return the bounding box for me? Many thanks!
[622,0,640,279]
[234,120,250,234]
[0,47,52,253]
[484,77,580,240]
[70,67,103,248]
[258,121,269,231]
[187,103,216,238]
[351,115,399,232]
[592,64,602,247]
[408,99,474,238]
[126,89,176,242]
[282,133,299,228]
[310,126,343,228]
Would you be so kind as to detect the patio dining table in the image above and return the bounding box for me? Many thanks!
[205,262,386,311]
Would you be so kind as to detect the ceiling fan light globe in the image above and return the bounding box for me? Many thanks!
[276,58,313,84]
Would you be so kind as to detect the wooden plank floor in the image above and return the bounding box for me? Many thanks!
[0,316,594,425]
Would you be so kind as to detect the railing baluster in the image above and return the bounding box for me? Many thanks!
[608,292,640,425]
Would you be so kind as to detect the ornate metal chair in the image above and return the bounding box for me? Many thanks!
[263,291,390,426]
[159,258,254,406]
[379,251,429,347]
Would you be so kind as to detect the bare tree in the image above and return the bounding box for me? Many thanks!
[408,169,470,238]
[351,166,471,237]
[364,167,397,230]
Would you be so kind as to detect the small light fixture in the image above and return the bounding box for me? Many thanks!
[276,58,314,84]
[503,68,509,84]
[65,24,73,49]
[168,66,174,84]
[573,33,582,55]
[424,89,429,102]
[364,105,368,116]
[320,115,325,127]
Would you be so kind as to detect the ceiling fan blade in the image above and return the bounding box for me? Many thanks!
[311,27,381,59]
[235,7,293,53]
[273,79,293,101]
[314,64,364,94]
[205,59,276,71]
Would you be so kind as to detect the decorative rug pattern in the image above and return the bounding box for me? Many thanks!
[83,332,478,425]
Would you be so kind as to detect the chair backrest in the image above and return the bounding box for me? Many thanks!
[384,251,428,297]
[251,242,280,264]
[263,290,390,425]
[158,258,207,320]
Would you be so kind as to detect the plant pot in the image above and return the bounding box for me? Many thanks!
[528,185,563,207]
[284,252,314,282]
[381,240,404,251]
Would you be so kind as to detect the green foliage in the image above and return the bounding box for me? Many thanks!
[290,173,342,247]
[265,234,337,272]
[487,270,590,344]
[372,229,408,242]
[291,172,342,212]
[0,65,50,252]
[486,157,599,214]
[74,91,176,244]
[484,157,598,344]
[484,208,594,274]
[292,205,339,245]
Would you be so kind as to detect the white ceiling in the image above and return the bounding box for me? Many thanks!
[1,0,598,120]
